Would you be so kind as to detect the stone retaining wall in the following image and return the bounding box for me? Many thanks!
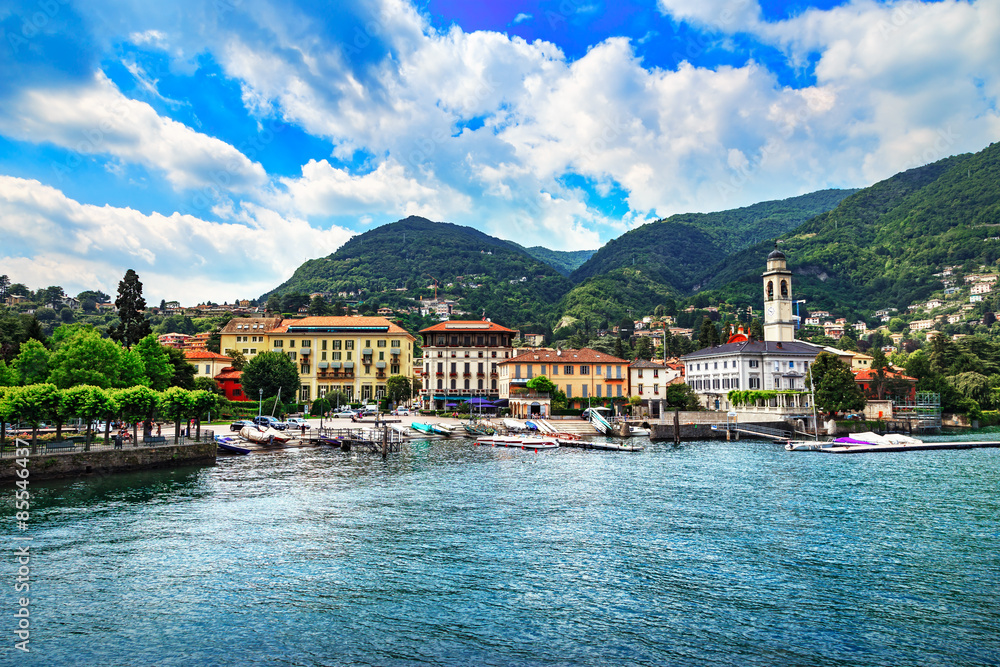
[1,442,217,482]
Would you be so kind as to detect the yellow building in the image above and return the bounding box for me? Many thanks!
[268,316,415,404]
[498,348,629,416]
[220,316,415,404]
[219,317,283,360]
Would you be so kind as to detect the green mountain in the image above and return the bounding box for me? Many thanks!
[706,142,1000,316]
[263,216,573,329]
[569,189,856,292]
[514,245,597,276]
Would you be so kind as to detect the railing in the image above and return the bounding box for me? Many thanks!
[509,389,549,399]
[1,429,217,457]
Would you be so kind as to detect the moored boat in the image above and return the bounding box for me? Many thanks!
[216,435,251,455]
[239,425,292,445]
[409,422,436,435]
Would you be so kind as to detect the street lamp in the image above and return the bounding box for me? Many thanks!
[258,388,263,417]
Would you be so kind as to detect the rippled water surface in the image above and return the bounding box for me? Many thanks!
[5,439,999,666]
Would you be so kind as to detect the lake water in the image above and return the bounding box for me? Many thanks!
[5,438,999,666]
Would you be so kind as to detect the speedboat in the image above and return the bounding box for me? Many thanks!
[409,422,436,435]
[216,435,251,455]
[475,435,558,450]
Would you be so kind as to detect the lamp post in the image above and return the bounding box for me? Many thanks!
[258,389,263,418]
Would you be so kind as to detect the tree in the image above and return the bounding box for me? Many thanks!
[526,375,557,394]
[113,385,160,442]
[108,269,152,349]
[308,296,332,316]
[386,375,412,405]
[194,376,223,395]
[48,328,123,389]
[698,317,719,348]
[189,390,220,439]
[0,274,9,301]
[887,317,906,333]
[749,318,764,341]
[928,334,960,374]
[164,346,196,389]
[634,336,654,360]
[133,335,173,390]
[160,387,195,444]
[613,337,625,360]
[808,352,866,418]
[241,351,299,404]
[225,349,248,371]
[664,382,701,410]
[4,383,61,454]
[266,295,281,314]
[206,331,222,353]
[13,339,49,385]
[948,371,991,407]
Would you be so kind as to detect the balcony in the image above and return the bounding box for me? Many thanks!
[449,372,458,377]
[435,371,445,377]
[509,388,549,399]
[476,372,486,378]
[375,372,386,380]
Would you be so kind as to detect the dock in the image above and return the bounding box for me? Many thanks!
[813,440,1000,454]
[557,439,644,452]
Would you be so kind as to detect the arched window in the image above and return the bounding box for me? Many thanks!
[767,281,774,300]
[780,280,788,298]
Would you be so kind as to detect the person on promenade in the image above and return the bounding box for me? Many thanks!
[156,423,161,436]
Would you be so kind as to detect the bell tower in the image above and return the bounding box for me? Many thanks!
[762,244,795,341]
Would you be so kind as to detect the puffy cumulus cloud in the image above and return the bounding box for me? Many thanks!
[0,176,353,303]
[656,0,762,30]
[275,158,472,219]
[657,0,1000,186]
[0,72,267,192]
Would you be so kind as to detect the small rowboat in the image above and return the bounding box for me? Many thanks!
[216,436,251,455]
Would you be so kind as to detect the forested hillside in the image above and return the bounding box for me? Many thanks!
[706,143,1000,313]
[570,189,855,290]
[515,245,597,276]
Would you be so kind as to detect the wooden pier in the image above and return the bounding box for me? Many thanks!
[814,440,1000,454]
[315,426,405,458]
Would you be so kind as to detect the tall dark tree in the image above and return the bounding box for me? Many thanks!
[807,352,866,418]
[698,317,719,348]
[749,318,764,341]
[0,275,10,301]
[109,269,152,349]
[164,346,196,389]
[241,351,299,402]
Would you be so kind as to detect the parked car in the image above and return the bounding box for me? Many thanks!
[392,407,410,416]
[332,409,356,418]
[285,417,311,430]
[230,420,256,432]
[252,416,286,430]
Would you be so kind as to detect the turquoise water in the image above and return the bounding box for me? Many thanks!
[4,439,999,666]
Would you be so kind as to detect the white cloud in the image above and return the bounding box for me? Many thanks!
[657,0,762,30]
[276,158,472,219]
[513,12,532,24]
[0,176,353,303]
[0,72,267,192]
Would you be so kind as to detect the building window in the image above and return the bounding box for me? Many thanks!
[616,385,622,397]
[638,384,643,394]
[273,340,284,348]
[437,379,443,389]
[204,365,210,375]
[596,385,602,398]
[345,340,354,350]
[581,365,590,374]
[638,369,643,378]
[300,385,310,401]
[564,366,573,375]
[332,340,342,350]
[289,340,295,348]
[377,340,386,348]
[749,359,759,368]
[450,379,456,389]
[322,340,328,350]
[582,385,588,398]
[566,385,572,398]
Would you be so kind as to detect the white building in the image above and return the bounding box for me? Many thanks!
[628,359,682,415]
[419,321,517,409]
[681,247,825,421]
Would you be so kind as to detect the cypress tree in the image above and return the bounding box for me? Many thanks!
[108,269,152,349]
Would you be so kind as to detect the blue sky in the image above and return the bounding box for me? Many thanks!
[0,0,997,303]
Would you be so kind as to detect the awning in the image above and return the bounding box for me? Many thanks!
[318,361,329,369]
[344,361,354,369]
[375,361,387,369]
[391,347,401,355]
[300,347,311,355]
[331,362,342,369]
[362,348,373,355]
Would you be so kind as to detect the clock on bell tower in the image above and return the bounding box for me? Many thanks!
[762,244,795,342]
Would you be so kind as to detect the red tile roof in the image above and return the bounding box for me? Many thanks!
[420,320,517,333]
[215,368,243,380]
[498,348,628,365]
[184,350,232,361]
[854,369,917,382]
